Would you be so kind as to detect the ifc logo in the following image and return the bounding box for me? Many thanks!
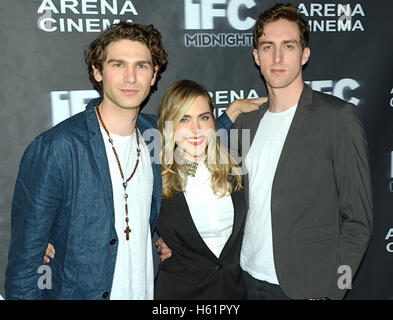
[385,228,393,253]
[389,151,393,193]
[390,88,393,107]
[184,0,256,30]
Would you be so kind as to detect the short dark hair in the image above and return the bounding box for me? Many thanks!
[84,22,168,95]
[253,3,310,49]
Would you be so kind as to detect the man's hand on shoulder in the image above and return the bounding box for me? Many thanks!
[225,97,267,123]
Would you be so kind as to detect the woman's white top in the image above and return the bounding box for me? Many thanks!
[183,159,234,258]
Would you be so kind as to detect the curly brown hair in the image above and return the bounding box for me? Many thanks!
[84,22,168,95]
[253,3,310,50]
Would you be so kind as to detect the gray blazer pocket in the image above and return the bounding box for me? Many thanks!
[296,224,338,244]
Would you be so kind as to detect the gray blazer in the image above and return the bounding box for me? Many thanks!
[233,84,373,299]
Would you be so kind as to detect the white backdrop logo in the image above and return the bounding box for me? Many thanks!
[390,88,393,107]
[299,3,365,32]
[389,151,393,193]
[37,0,138,32]
[51,90,99,126]
[185,0,256,30]
[209,88,259,117]
[184,0,255,47]
[385,228,393,253]
[304,78,361,106]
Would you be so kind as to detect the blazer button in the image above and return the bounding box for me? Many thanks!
[215,263,222,270]
[110,239,116,245]
[102,291,109,299]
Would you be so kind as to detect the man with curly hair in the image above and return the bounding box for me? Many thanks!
[5,22,168,300]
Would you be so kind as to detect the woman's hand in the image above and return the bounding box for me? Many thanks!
[225,97,268,122]
[155,237,172,262]
[43,243,55,264]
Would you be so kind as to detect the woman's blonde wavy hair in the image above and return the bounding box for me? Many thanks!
[157,80,242,200]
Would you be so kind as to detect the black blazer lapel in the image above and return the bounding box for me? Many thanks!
[164,191,245,262]
[219,189,247,261]
[182,188,246,262]
[175,192,220,261]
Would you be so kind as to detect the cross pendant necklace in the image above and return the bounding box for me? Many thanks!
[96,106,141,241]
[124,226,132,241]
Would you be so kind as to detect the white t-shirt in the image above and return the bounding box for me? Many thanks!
[241,105,297,284]
[184,160,234,258]
[100,127,154,300]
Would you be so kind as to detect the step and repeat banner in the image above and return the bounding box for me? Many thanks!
[0,0,392,299]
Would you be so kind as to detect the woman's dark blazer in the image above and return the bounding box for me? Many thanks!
[154,188,247,300]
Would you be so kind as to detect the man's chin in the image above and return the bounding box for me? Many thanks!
[117,104,141,111]
[103,94,142,111]
[266,79,289,89]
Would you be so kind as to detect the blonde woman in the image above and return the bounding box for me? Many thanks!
[154,80,247,299]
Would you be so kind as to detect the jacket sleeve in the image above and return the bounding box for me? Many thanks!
[328,104,373,299]
[5,136,63,299]
[217,111,233,131]
[216,112,234,148]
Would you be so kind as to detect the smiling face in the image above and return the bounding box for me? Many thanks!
[92,39,158,111]
[253,18,310,91]
[174,95,215,162]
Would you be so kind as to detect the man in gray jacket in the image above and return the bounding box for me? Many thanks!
[237,3,373,300]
